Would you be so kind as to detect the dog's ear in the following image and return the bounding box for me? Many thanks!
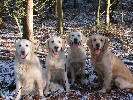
[61,39,66,51]
[45,39,50,51]
[32,43,35,52]
[102,37,109,51]
[81,32,87,44]
[87,36,93,50]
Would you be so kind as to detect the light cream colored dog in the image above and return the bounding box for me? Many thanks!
[87,34,133,93]
[14,39,46,100]
[67,32,87,84]
[45,36,70,93]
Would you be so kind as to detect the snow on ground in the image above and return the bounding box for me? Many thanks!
[0,0,133,99]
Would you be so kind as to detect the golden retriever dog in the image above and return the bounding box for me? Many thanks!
[45,36,70,94]
[14,39,46,100]
[87,34,133,93]
[67,32,87,84]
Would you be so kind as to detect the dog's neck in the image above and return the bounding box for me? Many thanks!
[49,51,63,58]
[16,54,33,65]
[70,44,84,51]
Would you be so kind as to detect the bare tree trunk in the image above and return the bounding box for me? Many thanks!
[57,0,64,34]
[23,0,34,42]
[106,0,110,30]
[55,0,58,15]
[120,0,124,23]
[74,0,77,9]
[0,0,4,26]
[96,0,101,27]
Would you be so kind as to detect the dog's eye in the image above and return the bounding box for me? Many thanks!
[93,39,96,41]
[101,39,103,42]
[51,41,54,43]
[59,41,61,43]
[19,44,21,47]
[78,35,80,37]
[26,44,28,47]
[72,34,74,36]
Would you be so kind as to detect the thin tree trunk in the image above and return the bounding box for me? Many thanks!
[74,0,77,9]
[120,0,124,23]
[57,0,64,34]
[0,0,4,26]
[23,0,34,42]
[106,0,110,30]
[96,0,101,27]
[55,0,58,15]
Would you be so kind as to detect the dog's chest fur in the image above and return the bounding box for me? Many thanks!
[91,52,110,73]
[46,53,66,69]
[15,62,34,79]
[68,47,86,62]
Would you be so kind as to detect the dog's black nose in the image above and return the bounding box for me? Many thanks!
[96,43,100,48]
[74,38,77,42]
[21,50,25,55]
[54,46,59,50]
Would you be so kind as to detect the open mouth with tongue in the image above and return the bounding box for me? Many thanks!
[20,53,28,59]
[94,49,101,55]
[70,41,80,48]
[52,49,59,55]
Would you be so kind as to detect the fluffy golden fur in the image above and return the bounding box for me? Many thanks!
[45,36,69,94]
[14,39,46,100]
[67,32,87,84]
[87,34,133,93]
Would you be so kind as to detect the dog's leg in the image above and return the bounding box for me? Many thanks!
[99,66,112,93]
[64,65,70,91]
[96,70,104,88]
[45,70,51,94]
[81,62,85,84]
[36,77,44,98]
[15,80,22,100]
[70,67,75,84]
[97,75,103,88]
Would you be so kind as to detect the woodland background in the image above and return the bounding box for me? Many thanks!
[0,0,133,99]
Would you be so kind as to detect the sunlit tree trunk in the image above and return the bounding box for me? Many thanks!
[57,0,64,34]
[0,0,4,26]
[96,0,101,27]
[106,0,110,30]
[55,0,58,15]
[23,0,34,42]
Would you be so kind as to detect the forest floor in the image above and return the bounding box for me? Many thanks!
[0,0,133,99]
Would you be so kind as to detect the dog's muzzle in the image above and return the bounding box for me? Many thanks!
[52,46,59,55]
[71,38,81,48]
[94,43,101,55]
[20,50,28,59]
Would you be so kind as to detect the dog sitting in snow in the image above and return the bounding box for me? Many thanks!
[45,36,70,94]
[14,39,46,100]
[87,34,133,93]
[67,32,87,84]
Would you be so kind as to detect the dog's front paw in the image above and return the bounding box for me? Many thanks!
[66,85,70,92]
[99,88,106,93]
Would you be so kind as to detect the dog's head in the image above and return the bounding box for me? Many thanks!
[46,36,65,55]
[67,32,87,48]
[87,34,109,55]
[15,39,34,59]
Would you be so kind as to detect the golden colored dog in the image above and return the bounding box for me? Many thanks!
[87,34,133,93]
